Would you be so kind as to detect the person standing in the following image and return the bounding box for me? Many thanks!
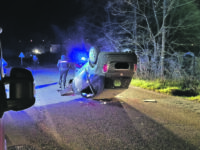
[57,55,70,89]
[32,55,39,68]
[0,58,7,79]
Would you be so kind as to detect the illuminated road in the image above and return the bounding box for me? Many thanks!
[3,65,199,150]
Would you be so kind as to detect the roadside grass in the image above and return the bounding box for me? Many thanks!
[131,78,200,103]
[188,95,200,102]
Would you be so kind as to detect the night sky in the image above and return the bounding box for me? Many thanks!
[0,0,84,40]
[0,0,107,60]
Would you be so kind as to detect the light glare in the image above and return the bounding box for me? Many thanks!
[32,48,42,54]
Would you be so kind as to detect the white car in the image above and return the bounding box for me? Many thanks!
[63,47,137,99]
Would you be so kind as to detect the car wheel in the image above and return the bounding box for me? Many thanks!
[89,47,99,66]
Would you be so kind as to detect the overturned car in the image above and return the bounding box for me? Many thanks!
[62,47,137,99]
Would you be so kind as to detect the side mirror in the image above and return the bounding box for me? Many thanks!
[3,68,35,111]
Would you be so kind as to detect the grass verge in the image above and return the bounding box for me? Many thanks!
[131,78,200,102]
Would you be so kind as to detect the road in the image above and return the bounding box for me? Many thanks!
[3,65,200,150]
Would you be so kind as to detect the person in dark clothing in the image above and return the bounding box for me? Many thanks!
[0,58,7,79]
[57,55,70,89]
[33,55,39,68]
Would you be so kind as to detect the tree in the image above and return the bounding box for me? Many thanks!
[103,0,200,79]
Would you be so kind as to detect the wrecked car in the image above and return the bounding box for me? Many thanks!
[61,47,137,99]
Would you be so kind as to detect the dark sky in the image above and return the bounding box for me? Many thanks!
[0,0,107,55]
[0,0,83,38]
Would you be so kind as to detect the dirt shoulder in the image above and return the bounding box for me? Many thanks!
[117,86,200,149]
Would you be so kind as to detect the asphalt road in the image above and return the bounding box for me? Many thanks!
[3,66,200,150]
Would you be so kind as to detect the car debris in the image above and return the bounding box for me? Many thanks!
[143,99,157,103]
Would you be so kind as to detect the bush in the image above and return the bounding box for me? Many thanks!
[178,77,199,91]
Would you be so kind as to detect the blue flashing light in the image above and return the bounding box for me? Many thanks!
[68,45,89,66]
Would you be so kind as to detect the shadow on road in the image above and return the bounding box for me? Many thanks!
[4,110,72,150]
[35,82,58,89]
[3,97,198,150]
[113,98,198,150]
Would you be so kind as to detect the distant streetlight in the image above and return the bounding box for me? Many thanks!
[32,48,42,55]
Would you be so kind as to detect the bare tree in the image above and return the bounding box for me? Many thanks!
[103,0,200,79]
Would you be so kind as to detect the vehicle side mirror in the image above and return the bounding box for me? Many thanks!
[3,68,35,111]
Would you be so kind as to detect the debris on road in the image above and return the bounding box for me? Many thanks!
[143,99,157,103]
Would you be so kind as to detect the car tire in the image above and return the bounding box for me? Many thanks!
[89,47,99,67]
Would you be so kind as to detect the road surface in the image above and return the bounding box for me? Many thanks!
[3,65,200,150]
